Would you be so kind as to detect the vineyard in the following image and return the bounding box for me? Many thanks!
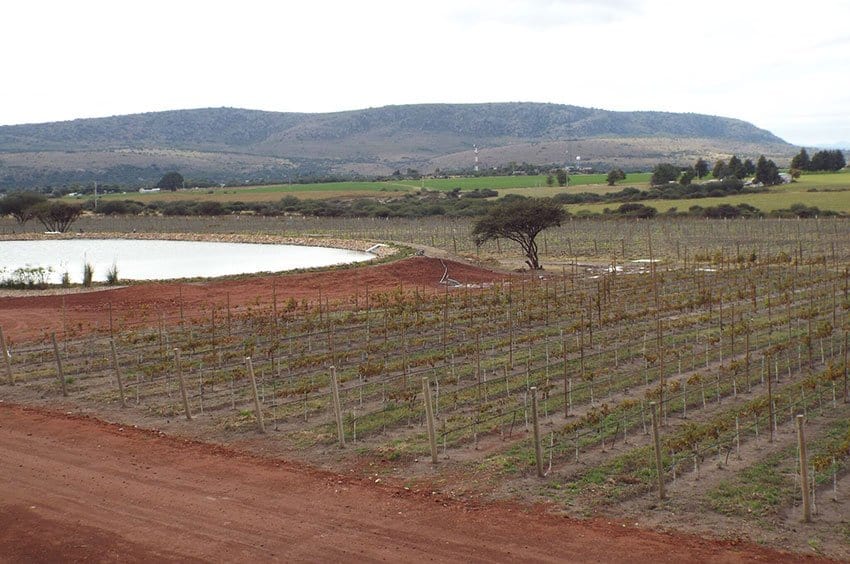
[2,215,850,558]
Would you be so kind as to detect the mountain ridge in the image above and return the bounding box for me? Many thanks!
[0,103,796,188]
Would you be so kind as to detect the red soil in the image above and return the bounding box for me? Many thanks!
[0,257,503,342]
[0,403,811,563]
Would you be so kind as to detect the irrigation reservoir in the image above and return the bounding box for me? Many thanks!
[1,239,375,283]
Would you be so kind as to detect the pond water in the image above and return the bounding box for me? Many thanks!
[0,239,374,284]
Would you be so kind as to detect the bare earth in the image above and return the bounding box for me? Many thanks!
[0,403,815,563]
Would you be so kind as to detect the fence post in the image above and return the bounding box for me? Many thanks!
[245,357,265,433]
[796,415,811,523]
[330,366,345,448]
[110,338,126,408]
[0,326,12,385]
[531,387,543,478]
[422,376,438,464]
[173,348,192,421]
[767,360,775,443]
[51,332,67,397]
[650,401,666,500]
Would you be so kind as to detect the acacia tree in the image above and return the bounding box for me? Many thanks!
[472,197,566,270]
[31,201,83,232]
[0,191,46,224]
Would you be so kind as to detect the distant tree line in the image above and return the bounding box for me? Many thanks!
[554,176,761,205]
[790,148,846,172]
[648,154,783,187]
[594,202,841,220]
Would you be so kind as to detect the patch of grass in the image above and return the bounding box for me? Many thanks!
[706,449,795,518]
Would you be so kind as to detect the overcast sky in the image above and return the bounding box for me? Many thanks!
[3,0,849,146]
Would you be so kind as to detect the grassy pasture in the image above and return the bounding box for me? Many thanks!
[564,170,850,214]
[82,172,648,204]
[77,171,850,213]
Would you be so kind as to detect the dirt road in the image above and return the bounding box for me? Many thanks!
[0,403,812,563]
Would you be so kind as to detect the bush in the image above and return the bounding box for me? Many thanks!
[612,203,657,218]
[194,201,227,216]
[97,200,145,215]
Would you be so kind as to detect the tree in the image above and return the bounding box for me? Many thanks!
[810,149,846,171]
[472,197,567,270]
[694,158,709,179]
[0,191,47,224]
[650,163,680,185]
[545,174,554,187]
[754,155,782,186]
[712,159,730,179]
[31,201,83,233]
[556,169,569,187]
[743,158,756,176]
[606,168,626,186]
[790,148,810,171]
[156,171,185,191]
[679,167,696,186]
[728,155,746,179]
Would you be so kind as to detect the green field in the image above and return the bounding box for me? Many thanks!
[84,172,651,203]
[564,171,850,214]
[78,170,850,213]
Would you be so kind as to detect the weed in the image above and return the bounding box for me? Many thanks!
[82,262,94,287]
[106,261,119,285]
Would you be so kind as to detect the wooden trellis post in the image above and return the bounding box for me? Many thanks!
[110,338,126,408]
[797,415,811,523]
[650,401,665,500]
[0,326,12,385]
[174,348,192,421]
[51,332,67,397]
[245,357,265,433]
[531,387,543,478]
[422,376,438,464]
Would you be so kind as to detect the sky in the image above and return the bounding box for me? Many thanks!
[2,0,849,146]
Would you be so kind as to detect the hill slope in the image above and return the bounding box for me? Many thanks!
[0,103,796,188]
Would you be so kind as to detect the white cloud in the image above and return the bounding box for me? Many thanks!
[1,0,848,145]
